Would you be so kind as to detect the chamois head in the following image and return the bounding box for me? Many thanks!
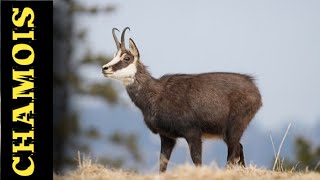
[102,27,140,85]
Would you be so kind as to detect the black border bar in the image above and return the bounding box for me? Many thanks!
[1,1,53,178]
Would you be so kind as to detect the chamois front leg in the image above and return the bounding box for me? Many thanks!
[159,135,176,173]
[186,132,202,166]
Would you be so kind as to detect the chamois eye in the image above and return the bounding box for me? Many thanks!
[124,56,130,62]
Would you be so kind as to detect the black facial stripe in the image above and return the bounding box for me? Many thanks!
[111,53,134,71]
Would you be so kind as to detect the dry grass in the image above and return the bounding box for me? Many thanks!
[54,124,320,180]
[55,124,320,179]
[54,162,320,180]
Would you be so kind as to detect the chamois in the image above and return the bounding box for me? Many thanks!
[102,27,262,173]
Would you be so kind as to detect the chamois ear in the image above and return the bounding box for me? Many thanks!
[129,38,140,58]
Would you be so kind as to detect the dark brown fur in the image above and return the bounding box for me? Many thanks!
[126,61,262,172]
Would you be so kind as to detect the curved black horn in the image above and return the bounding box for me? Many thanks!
[112,28,120,50]
[121,27,130,51]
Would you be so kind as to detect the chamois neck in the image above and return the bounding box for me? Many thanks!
[134,61,154,83]
[125,61,160,112]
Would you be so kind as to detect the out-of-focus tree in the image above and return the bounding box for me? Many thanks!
[53,0,72,171]
[53,0,142,172]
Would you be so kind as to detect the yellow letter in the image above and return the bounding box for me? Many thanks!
[12,131,34,153]
[12,69,34,99]
[12,44,35,65]
[12,156,35,176]
[13,30,34,40]
[12,7,34,27]
[12,102,34,126]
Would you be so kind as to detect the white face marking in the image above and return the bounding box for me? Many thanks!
[109,61,137,79]
[102,50,121,69]
[104,57,138,86]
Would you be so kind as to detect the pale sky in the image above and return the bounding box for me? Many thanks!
[75,0,320,130]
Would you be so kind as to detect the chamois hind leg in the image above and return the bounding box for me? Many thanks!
[226,141,243,166]
[239,143,245,166]
[225,102,259,167]
[224,120,246,167]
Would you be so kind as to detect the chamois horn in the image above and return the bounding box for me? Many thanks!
[112,28,121,50]
[121,27,130,51]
